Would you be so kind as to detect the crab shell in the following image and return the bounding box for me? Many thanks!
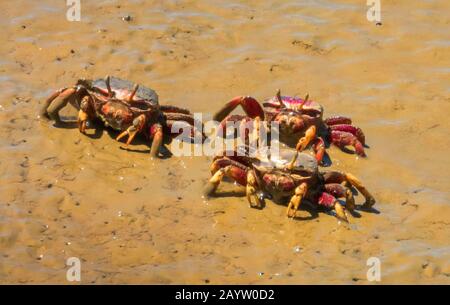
[90,77,159,105]
[251,150,322,203]
[80,77,160,131]
[263,95,324,117]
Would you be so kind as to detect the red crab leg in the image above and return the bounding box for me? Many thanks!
[329,124,366,145]
[317,192,348,222]
[209,157,248,181]
[149,123,163,158]
[330,130,366,157]
[213,96,265,122]
[324,116,352,126]
[204,164,246,194]
[204,158,264,208]
[160,105,192,114]
[213,151,255,168]
[164,112,206,142]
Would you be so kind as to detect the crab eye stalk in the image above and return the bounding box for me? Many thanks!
[105,75,113,97]
[297,93,309,111]
[127,84,139,102]
[276,89,285,108]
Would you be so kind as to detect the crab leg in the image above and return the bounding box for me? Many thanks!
[318,192,348,222]
[149,123,164,158]
[213,96,265,122]
[330,130,366,157]
[324,116,352,126]
[165,113,206,143]
[323,171,376,208]
[286,182,307,218]
[329,124,366,146]
[324,183,356,211]
[203,163,247,195]
[116,114,146,146]
[160,105,192,114]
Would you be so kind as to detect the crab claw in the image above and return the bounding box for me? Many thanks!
[116,114,146,146]
[334,202,349,223]
[318,192,349,222]
[213,96,265,122]
[204,166,228,197]
[286,183,307,218]
[77,110,88,134]
[246,171,264,209]
[295,125,316,152]
[116,126,138,146]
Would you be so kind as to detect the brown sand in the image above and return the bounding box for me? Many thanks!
[0,0,449,284]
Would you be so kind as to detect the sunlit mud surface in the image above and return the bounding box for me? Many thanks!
[0,0,449,284]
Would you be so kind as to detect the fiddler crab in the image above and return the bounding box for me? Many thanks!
[42,76,204,157]
[204,147,376,222]
[213,90,368,165]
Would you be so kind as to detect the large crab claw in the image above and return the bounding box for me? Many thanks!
[213,96,265,122]
[42,87,81,124]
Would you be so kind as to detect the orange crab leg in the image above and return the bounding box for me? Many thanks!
[116,114,146,146]
[286,182,307,218]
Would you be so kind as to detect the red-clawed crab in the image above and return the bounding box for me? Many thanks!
[213,90,367,164]
[41,76,203,157]
[204,148,375,221]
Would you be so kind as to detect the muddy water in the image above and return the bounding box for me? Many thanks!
[0,0,449,284]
